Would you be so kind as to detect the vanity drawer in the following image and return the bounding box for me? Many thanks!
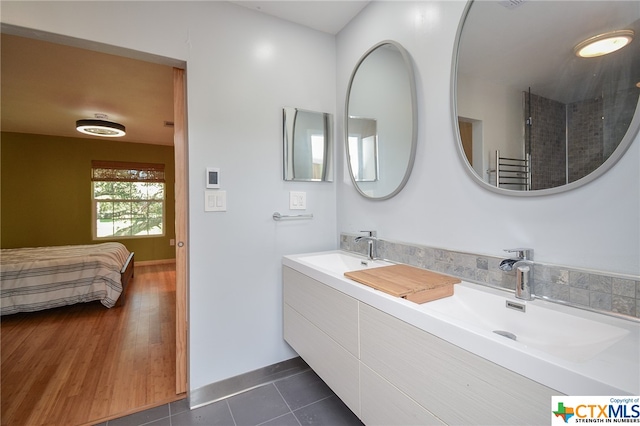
[284,304,360,417]
[359,303,556,425]
[360,363,443,426]
[283,267,359,356]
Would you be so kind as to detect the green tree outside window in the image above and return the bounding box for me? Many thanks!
[92,161,165,239]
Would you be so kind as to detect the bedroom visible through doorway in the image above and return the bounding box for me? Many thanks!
[0,26,189,421]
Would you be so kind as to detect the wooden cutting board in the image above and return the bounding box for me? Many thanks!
[344,264,460,304]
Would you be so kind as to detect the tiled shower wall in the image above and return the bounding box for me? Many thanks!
[604,87,638,158]
[528,93,566,190]
[340,233,640,319]
[528,88,637,191]
[568,97,603,184]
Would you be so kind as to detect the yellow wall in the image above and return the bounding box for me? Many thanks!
[1,132,176,261]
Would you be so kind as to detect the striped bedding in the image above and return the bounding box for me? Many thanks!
[0,243,130,315]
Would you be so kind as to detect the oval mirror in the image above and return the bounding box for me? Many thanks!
[346,41,417,200]
[453,1,640,196]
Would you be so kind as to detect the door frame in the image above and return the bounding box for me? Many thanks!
[173,68,188,395]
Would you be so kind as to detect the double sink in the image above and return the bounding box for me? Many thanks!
[285,250,640,395]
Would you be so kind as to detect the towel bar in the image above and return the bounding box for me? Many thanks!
[272,212,313,221]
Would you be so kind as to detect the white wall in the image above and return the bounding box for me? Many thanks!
[336,1,639,276]
[457,74,524,179]
[1,1,338,390]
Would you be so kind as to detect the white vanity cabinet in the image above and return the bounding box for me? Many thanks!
[283,267,360,415]
[283,266,558,425]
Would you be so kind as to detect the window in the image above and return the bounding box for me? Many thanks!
[92,160,165,239]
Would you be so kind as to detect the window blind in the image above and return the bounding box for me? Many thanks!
[91,160,165,183]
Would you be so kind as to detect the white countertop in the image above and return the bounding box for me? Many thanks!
[283,250,640,396]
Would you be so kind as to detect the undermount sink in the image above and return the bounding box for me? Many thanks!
[424,283,630,363]
[296,252,393,274]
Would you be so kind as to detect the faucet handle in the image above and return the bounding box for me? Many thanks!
[504,248,533,260]
[360,230,377,238]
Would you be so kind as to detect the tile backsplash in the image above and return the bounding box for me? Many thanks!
[340,233,640,319]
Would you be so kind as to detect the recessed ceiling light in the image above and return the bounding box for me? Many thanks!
[574,30,634,58]
[76,114,126,137]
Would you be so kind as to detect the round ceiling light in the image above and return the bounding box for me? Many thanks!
[76,118,126,137]
[574,30,634,58]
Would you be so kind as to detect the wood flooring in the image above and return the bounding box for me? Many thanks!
[1,263,182,426]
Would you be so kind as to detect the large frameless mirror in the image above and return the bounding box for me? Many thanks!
[453,1,640,196]
[283,107,333,181]
[346,40,417,200]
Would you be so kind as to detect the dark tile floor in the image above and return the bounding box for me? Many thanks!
[96,370,363,426]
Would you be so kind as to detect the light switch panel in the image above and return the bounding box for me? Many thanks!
[205,190,226,212]
[289,191,306,210]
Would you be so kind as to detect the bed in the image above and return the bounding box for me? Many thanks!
[0,242,134,315]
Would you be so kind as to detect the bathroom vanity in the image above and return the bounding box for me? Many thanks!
[282,251,640,425]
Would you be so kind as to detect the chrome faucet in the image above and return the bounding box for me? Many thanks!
[354,231,378,260]
[499,248,534,300]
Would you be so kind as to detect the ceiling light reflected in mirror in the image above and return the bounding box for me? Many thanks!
[574,30,634,58]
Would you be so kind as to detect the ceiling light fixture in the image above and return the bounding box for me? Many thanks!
[76,114,126,137]
[574,30,634,58]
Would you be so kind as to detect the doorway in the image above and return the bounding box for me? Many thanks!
[458,117,485,181]
[0,25,189,417]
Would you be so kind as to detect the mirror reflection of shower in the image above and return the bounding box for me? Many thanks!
[525,82,636,190]
[455,1,640,194]
[459,83,638,191]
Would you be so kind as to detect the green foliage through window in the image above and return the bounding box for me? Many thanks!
[92,161,165,239]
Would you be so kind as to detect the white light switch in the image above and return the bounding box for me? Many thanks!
[290,191,306,210]
[205,190,226,212]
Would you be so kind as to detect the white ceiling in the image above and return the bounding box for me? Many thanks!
[232,1,369,35]
[1,1,368,146]
[1,33,176,146]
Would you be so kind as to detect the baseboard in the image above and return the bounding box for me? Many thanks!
[136,258,176,266]
[189,357,310,410]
